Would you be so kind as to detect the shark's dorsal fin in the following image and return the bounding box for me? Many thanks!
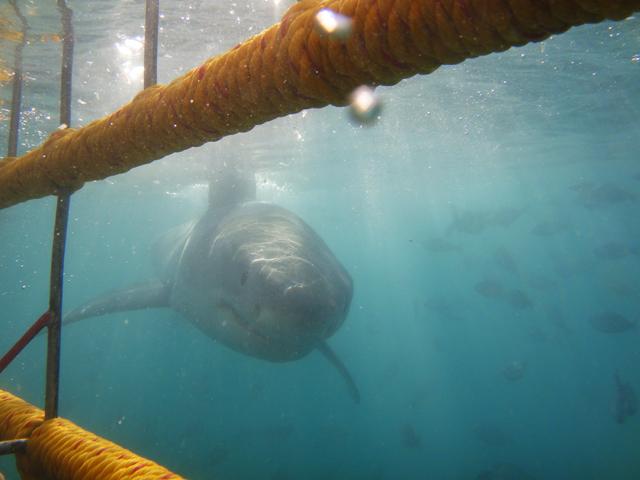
[317,341,361,404]
[63,281,170,326]
[208,164,256,209]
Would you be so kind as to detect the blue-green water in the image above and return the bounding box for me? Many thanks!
[1,2,640,479]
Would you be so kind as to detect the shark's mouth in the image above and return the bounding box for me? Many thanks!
[222,302,268,340]
[216,301,316,360]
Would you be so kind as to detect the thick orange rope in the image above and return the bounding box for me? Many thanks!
[0,390,183,480]
[0,0,638,209]
[0,390,43,441]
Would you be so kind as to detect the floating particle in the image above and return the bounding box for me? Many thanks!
[315,8,352,40]
[348,85,382,125]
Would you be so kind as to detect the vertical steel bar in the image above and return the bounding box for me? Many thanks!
[58,0,74,128]
[44,0,75,421]
[44,194,70,420]
[6,1,28,157]
[144,0,160,88]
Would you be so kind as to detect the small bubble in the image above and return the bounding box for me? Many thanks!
[348,86,382,125]
[315,8,352,40]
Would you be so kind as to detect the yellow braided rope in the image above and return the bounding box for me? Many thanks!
[0,390,43,441]
[0,389,184,480]
[0,0,638,209]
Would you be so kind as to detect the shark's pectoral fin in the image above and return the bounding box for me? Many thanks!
[64,281,171,326]
[317,341,361,404]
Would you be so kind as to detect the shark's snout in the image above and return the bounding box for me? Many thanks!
[244,258,352,349]
[282,281,338,331]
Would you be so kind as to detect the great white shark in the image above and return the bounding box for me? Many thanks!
[64,168,360,402]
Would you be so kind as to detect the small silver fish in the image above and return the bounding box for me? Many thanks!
[590,311,637,333]
[475,279,504,298]
[531,220,568,236]
[593,242,639,260]
[506,289,533,309]
[503,360,527,382]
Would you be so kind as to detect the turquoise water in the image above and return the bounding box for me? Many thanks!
[1,2,640,479]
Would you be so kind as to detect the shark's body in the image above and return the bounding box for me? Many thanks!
[65,170,359,401]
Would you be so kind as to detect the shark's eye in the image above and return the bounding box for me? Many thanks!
[240,270,248,286]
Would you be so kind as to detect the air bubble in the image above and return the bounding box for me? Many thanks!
[315,8,352,40]
[348,86,382,125]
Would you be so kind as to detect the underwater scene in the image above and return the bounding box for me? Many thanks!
[1,1,639,479]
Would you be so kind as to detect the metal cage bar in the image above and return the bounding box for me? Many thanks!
[44,0,75,421]
[144,0,160,88]
[6,0,28,157]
